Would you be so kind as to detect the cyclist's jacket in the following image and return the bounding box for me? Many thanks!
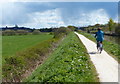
[95,30,104,42]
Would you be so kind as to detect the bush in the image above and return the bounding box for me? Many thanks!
[2,30,16,36]
[32,30,41,35]
[115,23,120,35]
[67,25,76,31]
[16,30,28,35]
[3,56,26,82]
[53,27,71,38]
[2,30,30,36]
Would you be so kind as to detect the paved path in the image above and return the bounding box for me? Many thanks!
[75,32,118,82]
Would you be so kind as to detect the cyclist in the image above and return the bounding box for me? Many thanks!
[95,28,104,53]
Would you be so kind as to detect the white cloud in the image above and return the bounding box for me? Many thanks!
[21,8,65,28]
[78,9,110,26]
[15,8,116,28]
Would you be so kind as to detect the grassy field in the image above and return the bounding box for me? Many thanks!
[78,31,120,62]
[2,34,53,63]
[2,27,72,82]
[24,32,99,82]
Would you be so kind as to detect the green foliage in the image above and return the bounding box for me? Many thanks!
[2,29,41,36]
[81,20,119,35]
[2,30,16,36]
[67,25,76,31]
[3,56,26,82]
[53,27,71,38]
[16,30,28,35]
[115,23,120,34]
[25,33,99,82]
[2,37,58,82]
[32,29,41,35]
[108,18,115,33]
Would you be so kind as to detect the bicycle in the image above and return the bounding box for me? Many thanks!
[97,41,103,54]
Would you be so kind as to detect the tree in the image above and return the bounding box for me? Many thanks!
[15,24,18,28]
[115,23,120,35]
[108,18,115,33]
[95,24,100,27]
[6,26,8,28]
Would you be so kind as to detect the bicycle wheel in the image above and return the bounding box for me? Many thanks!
[99,43,103,53]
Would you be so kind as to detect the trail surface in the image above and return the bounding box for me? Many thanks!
[75,32,118,82]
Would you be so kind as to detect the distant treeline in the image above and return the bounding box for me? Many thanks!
[1,25,78,36]
[79,18,120,36]
[0,26,53,36]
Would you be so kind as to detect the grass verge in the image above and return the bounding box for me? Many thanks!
[78,31,120,63]
[25,32,99,82]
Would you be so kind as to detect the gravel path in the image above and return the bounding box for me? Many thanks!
[75,32,118,82]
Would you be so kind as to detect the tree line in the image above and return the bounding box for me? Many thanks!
[81,18,120,35]
[1,25,78,36]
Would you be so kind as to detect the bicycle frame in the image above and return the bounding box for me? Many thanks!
[97,41,103,53]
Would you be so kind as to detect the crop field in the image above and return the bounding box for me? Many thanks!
[2,34,53,63]
[25,32,98,82]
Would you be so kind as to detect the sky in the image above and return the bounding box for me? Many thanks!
[0,1,119,28]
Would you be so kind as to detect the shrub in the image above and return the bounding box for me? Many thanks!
[53,27,71,38]
[67,25,76,31]
[16,30,28,35]
[2,30,16,36]
[32,30,41,35]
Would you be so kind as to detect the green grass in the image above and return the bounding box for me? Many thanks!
[2,34,53,57]
[2,34,53,63]
[78,31,120,62]
[25,32,99,82]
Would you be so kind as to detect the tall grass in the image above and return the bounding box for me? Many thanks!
[25,32,99,82]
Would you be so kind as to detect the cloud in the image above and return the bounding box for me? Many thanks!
[78,9,110,26]
[1,2,29,26]
[0,2,117,28]
[1,2,57,27]
[21,8,65,28]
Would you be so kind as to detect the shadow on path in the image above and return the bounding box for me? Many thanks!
[87,51,98,54]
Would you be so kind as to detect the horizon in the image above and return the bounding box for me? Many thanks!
[0,2,118,29]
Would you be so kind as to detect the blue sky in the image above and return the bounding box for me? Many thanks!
[0,2,118,28]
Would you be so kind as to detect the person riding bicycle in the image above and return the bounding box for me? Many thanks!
[95,28,104,53]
